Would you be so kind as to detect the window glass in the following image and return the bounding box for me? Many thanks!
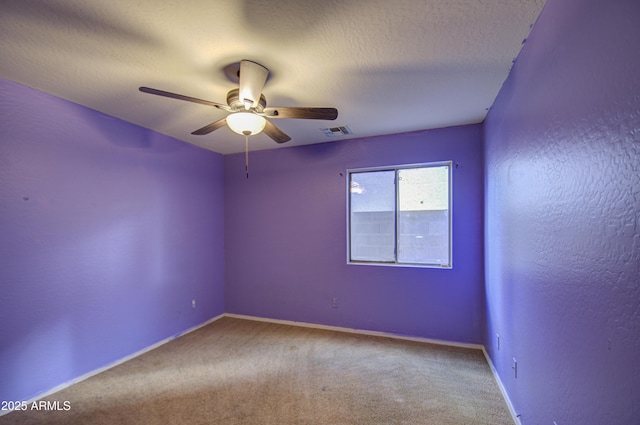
[397,166,450,265]
[349,170,395,262]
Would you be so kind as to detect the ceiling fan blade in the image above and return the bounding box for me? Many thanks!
[263,120,291,144]
[238,60,269,109]
[262,107,338,120]
[139,87,230,111]
[191,118,227,135]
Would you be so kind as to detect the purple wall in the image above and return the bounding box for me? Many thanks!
[483,0,640,423]
[225,124,485,344]
[0,79,225,403]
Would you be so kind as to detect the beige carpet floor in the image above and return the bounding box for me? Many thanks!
[2,317,513,424]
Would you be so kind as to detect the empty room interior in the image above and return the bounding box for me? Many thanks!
[1,0,638,424]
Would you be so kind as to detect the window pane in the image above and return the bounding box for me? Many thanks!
[349,170,395,262]
[397,166,450,265]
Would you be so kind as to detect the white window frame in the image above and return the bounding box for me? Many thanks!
[347,161,452,269]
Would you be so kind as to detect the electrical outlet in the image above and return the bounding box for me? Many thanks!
[331,297,338,308]
[512,357,518,379]
[192,299,196,309]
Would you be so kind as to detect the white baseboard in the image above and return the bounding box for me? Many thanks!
[1,313,225,417]
[482,347,521,425]
[224,313,484,350]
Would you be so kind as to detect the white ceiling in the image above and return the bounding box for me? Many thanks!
[0,0,546,155]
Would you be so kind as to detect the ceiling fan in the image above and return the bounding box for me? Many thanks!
[139,60,338,144]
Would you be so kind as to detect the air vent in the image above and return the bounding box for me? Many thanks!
[321,125,353,137]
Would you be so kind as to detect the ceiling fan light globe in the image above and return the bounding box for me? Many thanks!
[227,112,266,136]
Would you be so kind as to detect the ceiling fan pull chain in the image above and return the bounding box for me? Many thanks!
[245,134,249,179]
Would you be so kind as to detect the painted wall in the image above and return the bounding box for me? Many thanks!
[0,79,225,403]
[483,0,640,423]
[225,124,485,344]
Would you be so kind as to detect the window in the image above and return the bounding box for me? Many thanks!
[348,162,452,268]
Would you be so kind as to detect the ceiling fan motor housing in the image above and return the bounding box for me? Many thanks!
[226,88,266,112]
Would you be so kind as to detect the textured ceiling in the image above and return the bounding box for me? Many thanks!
[0,0,546,154]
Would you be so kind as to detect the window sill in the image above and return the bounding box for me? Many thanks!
[347,261,452,269]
